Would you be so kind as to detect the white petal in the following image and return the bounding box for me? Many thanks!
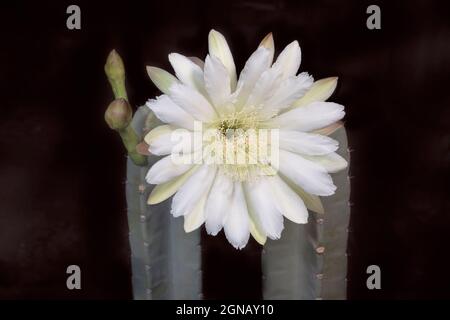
[244,66,281,111]
[278,149,336,196]
[272,40,301,80]
[171,165,217,217]
[233,47,272,108]
[223,182,250,249]
[249,216,267,245]
[268,175,308,224]
[293,77,338,108]
[302,152,348,173]
[146,66,179,95]
[145,155,192,185]
[208,29,237,91]
[279,130,338,155]
[243,179,284,239]
[258,32,275,65]
[144,125,172,155]
[169,83,217,122]
[267,101,345,132]
[146,95,196,130]
[183,194,207,233]
[204,55,232,112]
[204,172,234,235]
[313,121,343,136]
[280,174,324,214]
[189,56,204,69]
[147,166,199,205]
[144,125,196,156]
[260,72,313,117]
[168,53,205,94]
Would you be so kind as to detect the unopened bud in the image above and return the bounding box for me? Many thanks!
[104,49,127,100]
[105,98,132,130]
[105,50,125,81]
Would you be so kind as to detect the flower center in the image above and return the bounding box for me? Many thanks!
[204,112,277,182]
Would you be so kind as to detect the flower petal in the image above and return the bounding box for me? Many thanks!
[301,152,348,173]
[268,175,308,224]
[249,216,267,245]
[144,125,174,155]
[233,47,272,108]
[278,149,336,196]
[293,77,338,108]
[169,83,217,122]
[208,29,237,91]
[168,53,206,94]
[144,124,196,156]
[280,174,325,214]
[145,155,192,185]
[260,72,313,117]
[204,55,232,112]
[244,178,284,239]
[258,32,275,64]
[204,171,234,235]
[279,130,338,155]
[146,95,196,130]
[244,66,281,111]
[189,56,204,69]
[146,66,179,95]
[272,40,301,80]
[223,182,250,249]
[267,101,345,132]
[171,165,217,217]
[184,190,209,233]
[312,121,343,136]
[147,165,199,205]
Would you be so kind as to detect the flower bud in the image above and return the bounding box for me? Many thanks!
[104,98,132,130]
[105,49,125,81]
[104,49,127,100]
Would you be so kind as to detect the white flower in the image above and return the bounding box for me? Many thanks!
[144,29,347,249]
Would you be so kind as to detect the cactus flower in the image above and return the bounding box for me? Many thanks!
[144,30,347,249]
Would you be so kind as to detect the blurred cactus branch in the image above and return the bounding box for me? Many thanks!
[104,50,147,166]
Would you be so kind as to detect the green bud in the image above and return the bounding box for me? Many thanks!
[104,98,132,130]
[104,49,128,100]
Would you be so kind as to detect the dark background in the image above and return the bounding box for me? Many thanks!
[1,0,449,299]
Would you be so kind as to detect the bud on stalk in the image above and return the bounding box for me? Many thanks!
[104,49,147,166]
[104,98,146,166]
[105,98,132,130]
[104,49,128,100]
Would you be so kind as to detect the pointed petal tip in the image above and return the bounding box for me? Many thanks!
[147,194,159,205]
[209,28,220,36]
[259,32,274,48]
[146,65,158,72]
[290,40,300,48]
[184,222,200,233]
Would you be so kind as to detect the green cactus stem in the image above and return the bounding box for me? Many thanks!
[126,107,202,299]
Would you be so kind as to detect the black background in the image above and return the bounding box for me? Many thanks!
[1,0,449,299]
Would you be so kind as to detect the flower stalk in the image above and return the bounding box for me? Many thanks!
[105,49,147,166]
